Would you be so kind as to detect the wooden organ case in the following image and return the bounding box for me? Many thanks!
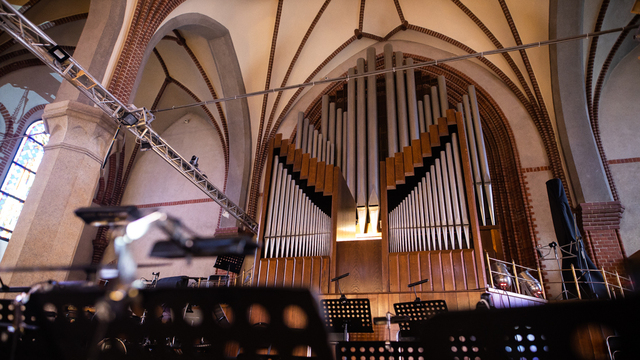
[254,44,498,314]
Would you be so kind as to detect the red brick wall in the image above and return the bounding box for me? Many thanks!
[578,201,625,274]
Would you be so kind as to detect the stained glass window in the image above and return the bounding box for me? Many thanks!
[0,121,50,244]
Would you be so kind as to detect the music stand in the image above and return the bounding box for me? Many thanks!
[320,298,373,341]
[214,254,244,274]
[393,299,448,339]
[15,286,333,360]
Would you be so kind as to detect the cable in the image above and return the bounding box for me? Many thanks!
[151,24,640,114]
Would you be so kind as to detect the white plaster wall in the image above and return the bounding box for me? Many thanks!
[599,45,640,256]
[116,112,226,278]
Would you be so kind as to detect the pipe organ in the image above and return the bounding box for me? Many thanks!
[255,44,497,302]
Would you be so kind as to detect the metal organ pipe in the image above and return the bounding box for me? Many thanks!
[347,68,356,197]
[405,58,420,141]
[423,95,433,127]
[356,57,367,234]
[384,43,398,155]
[463,94,485,226]
[296,113,303,149]
[328,102,336,162]
[395,52,410,148]
[301,116,309,151]
[321,95,329,140]
[468,85,495,226]
[342,111,348,178]
[418,100,425,134]
[336,108,343,169]
[430,86,440,120]
[367,47,380,234]
[437,75,448,117]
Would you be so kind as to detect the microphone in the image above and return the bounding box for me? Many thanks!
[331,273,350,282]
[408,278,429,288]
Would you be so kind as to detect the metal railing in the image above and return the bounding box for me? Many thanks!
[486,252,635,301]
[544,265,633,300]
[485,252,546,300]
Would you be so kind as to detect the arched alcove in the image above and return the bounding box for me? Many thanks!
[129,13,252,232]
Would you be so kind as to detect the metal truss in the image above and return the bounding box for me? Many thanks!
[0,0,258,233]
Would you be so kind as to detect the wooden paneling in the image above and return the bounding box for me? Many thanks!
[446,109,457,125]
[389,253,399,291]
[302,257,312,288]
[441,250,455,291]
[420,132,432,157]
[394,152,405,184]
[280,139,289,157]
[403,146,414,176]
[463,249,479,289]
[411,139,423,167]
[257,257,331,294]
[336,240,383,293]
[430,252,444,291]
[283,258,295,287]
[286,143,295,164]
[293,258,304,287]
[323,164,334,196]
[385,157,395,190]
[315,161,325,192]
[308,158,318,186]
[437,118,448,136]
[300,153,310,179]
[293,149,303,172]
[420,252,433,291]
[408,253,421,290]
[429,124,440,146]
[397,253,409,291]
[452,250,467,290]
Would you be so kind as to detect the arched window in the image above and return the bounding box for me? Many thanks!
[0,120,50,259]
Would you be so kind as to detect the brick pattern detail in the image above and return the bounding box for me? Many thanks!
[608,157,640,165]
[521,166,551,173]
[578,201,626,275]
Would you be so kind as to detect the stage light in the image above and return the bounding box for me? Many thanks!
[47,45,69,63]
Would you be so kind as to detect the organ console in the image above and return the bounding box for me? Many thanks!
[254,44,498,306]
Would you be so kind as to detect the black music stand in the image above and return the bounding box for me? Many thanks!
[7,287,333,360]
[320,298,373,341]
[214,255,244,274]
[393,299,448,339]
[336,341,427,360]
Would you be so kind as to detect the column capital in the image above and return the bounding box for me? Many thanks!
[42,100,119,165]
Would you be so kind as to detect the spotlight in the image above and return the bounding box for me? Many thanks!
[140,141,152,151]
[119,112,139,126]
[47,45,69,63]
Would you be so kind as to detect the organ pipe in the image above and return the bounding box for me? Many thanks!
[384,43,398,155]
[367,47,380,233]
[356,57,367,234]
[405,58,420,141]
[395,52,410,148]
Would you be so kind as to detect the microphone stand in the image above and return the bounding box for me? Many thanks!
[330,273,350,340]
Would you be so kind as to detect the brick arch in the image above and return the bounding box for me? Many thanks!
[300,55,537,268]
[0,104,46,183]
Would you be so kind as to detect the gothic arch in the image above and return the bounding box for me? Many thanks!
[129,13,252,231]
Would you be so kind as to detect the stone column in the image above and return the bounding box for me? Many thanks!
[0,100,117,288]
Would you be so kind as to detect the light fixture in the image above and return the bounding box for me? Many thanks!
[47,45,69,63]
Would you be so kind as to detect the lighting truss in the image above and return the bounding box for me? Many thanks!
[0,0,258,233]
